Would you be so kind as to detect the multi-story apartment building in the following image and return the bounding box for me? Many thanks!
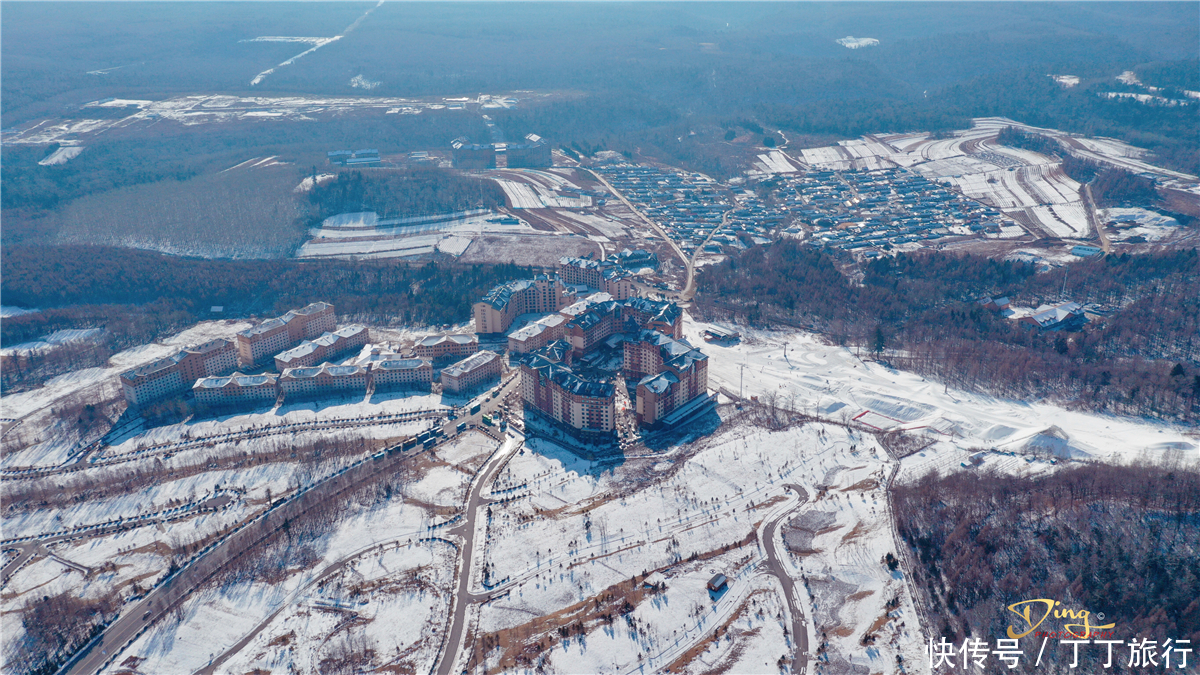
[440,351,502,393]
[193,372,279,409]
[279,363,369,400]
[621,297,683,339]
[273,325,368,371]
[236,302,336,367]
[508,314,567,354]
[558,257,635,300]
[414,334,479,361]
[520,347,615,436]
[120,338,238,408]
[626,330,709,427]
[370,358,433,390]
[564,301,624,356]
[473,275,564,335]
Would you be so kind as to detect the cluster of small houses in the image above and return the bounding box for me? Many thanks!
[118,302,502,412]
[594,165,745,255]
[785,168,1008,251]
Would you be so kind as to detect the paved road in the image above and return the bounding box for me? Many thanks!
[433,431,523,675]
[1082,183,1112,254]
[585,166,691,276]
[761,484,811,674]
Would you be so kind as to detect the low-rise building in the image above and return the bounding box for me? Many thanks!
[120,338,238,408]
[441,351,503,393]
[236,302,336,367]
[279,363,369,400]
[1021,302,1087,331]
[414,334,479,361]
[274,325,368,371]
[193,372,279,409]
[370,358,433,390]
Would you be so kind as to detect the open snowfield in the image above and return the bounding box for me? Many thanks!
[493,171,593,210]
[755,151,803,174]
[4,92,559,146]
[1102,207,1182,242]
[471,409,920,672]
[38,144,85,166]
[685,316,1197,470]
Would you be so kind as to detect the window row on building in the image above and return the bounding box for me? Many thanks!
[120,338,238,408]
[235,302,336,367]
[273,325,368,371]
[193,359,435,410]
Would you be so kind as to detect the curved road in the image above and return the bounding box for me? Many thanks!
[433,432,523,675]
[761,484,811,674]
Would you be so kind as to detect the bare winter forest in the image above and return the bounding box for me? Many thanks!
[894,465,1200,671]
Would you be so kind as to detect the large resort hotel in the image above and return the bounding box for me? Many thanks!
[476,255,714,438]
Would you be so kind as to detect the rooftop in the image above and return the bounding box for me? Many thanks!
[442,350,500,378]
[418,333,477,347]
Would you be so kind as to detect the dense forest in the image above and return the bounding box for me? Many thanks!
[894,465,1200,671]
[0,245,532,391]
[306,169,506,224]
[695,241,1199,419]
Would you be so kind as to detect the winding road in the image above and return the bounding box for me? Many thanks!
[761,484,811,674]
[433,432,523,675]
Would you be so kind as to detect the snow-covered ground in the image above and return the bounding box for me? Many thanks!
[97,433,497,675]
[836,36,879,49]
[0,320,250,423]
[754,150,803,174]
[4,92,557,146]
[38,144,85,166]
[297,211,538,260]
[0,305,39,318]
[1101,207,1181,241]
[0,327,104,357]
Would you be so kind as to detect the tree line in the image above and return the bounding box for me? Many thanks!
[695,241,1199,419]
[1,245,534,389]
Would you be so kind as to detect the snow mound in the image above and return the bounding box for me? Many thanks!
[1023,426,1092,459]
[858,394,934,422]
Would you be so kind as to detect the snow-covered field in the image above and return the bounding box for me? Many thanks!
[685,316,1196,470]
[754,150,803,174]
[38,144,85,165]
[297,211,537,260]
[4,92,558,146]
[0,327,104,357]
[1101,207,1182,241]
